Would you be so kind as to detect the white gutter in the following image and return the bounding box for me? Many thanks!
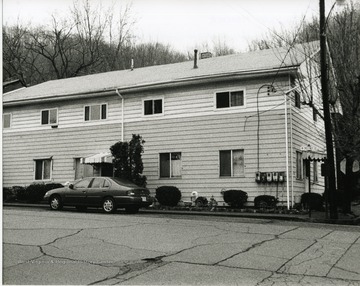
[115,89,124,142]
[3,90,117,107]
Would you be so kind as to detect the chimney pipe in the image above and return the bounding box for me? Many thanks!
[194,49,198,69]
[131,58,134,71]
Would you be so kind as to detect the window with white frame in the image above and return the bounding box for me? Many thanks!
[144,99,163,115]
[84,104,107,121]
[219,150,245,177]
[216,90,244,109]
[3,113,11,128]
[296,151,303,179]
[41,109,58,125]
[34,159,52,180]
[160,152,181,178]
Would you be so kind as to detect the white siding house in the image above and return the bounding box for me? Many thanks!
[2,42,326,207]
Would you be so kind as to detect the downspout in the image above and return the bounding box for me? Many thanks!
[289,93,294,208]
[116,89,124,142]
[284,91,290,210]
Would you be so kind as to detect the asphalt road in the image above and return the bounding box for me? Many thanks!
[3,206,360,285]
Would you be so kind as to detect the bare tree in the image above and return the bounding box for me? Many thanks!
[131,42,187,68]
[2,23,44,86]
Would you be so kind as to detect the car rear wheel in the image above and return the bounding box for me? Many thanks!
[102,197,116,213]
[125,206,139,214]
[50,195,63,211]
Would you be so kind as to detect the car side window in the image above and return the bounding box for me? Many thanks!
[103,179,110,188]
[91,178,109,188]
[74,178,93,189]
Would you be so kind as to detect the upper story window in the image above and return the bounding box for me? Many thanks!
[41,109,58,125]
[313,107,318,122]
[144,99,163,115]
[85,104,107,121]
[3,113,11,128]
[294,91,301,109]
[216,90,244,109]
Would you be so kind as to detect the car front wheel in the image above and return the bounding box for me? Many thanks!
[102,197,116,213]
[50,195,63,210]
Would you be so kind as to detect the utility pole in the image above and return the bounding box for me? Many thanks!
[320,0,338,219]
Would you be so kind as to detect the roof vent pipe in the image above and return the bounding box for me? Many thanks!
[193,49,198,69]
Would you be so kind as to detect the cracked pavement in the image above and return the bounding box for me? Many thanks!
[3,207,360,285]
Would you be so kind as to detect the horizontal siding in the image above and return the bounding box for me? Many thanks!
[3,74,325,205]
[4,97,123,133]
[3,108,290,203]
[4,77,289,133]
[124,109,289,203]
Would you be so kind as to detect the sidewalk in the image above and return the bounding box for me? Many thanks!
[4,201,360,225]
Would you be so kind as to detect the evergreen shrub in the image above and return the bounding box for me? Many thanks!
[254,195,277,209]
[155,186,181,207]
[221,189,248,208]
[301,193,324,211]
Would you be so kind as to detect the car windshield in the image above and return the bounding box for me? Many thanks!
[111,177,141,188]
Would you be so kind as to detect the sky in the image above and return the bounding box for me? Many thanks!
[2,0,352,53]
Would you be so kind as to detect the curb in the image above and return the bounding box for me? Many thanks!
[3,203,359,225]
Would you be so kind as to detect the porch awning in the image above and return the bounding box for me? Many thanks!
[80,152,113,164]
[300,144,326,161]
[301,150,327,161]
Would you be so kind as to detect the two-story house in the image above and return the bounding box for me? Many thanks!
[2,42,326,208]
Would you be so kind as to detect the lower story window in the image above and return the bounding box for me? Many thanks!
[220,149,244,177]
[313,161,318,183]
[296,151,303,180]
[160,152,182,178]
[35,159,52,180]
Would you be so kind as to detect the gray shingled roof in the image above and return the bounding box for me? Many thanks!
[3,42,319,104]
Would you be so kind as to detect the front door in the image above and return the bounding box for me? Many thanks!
[64,177,93,205]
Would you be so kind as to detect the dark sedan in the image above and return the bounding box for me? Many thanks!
[43,177,152,213]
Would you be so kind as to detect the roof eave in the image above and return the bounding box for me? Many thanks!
[3,66,299,107]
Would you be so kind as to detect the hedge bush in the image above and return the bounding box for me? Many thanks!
[5,183,64,203]
[155,186,181,207]
[3,187,16,202]
[254,195,277,209]
[221,189,248,208]
[301,193,324,211]
[11,186,28,202]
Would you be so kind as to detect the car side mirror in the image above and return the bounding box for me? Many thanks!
[69,184,74,190]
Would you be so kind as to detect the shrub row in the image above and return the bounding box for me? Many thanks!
[3,183,64,203]
[155,186,285,209]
